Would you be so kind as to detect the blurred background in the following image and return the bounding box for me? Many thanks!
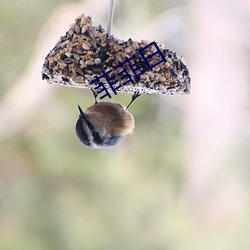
[1,0,250,249]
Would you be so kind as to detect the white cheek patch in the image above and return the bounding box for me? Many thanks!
[83,122,94,146]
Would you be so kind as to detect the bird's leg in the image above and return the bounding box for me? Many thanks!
[91,89,98,104]
[126,92,141,110]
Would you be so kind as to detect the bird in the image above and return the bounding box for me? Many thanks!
[75,90,140,149]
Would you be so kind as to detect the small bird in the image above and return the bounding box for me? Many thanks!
[75,90,140,149]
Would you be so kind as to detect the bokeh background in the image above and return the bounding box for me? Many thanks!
[1,0,250,249]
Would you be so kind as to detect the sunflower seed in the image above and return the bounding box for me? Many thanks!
[82,43,90,50]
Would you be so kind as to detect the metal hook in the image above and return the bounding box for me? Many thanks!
[107,0,115,35]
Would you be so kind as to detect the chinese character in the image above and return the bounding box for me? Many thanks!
[115,56,145,81]
[114,63,135,85]
[139,41,166,71]
[90,75,112,99]
[90,69,123,99]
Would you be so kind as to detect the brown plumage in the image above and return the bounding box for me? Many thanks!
[75,90,139,149]
[85,102,134,136]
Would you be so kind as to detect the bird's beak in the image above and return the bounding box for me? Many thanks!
[77,105,86,119]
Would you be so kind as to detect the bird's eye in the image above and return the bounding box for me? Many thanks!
[42,4,190,150]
